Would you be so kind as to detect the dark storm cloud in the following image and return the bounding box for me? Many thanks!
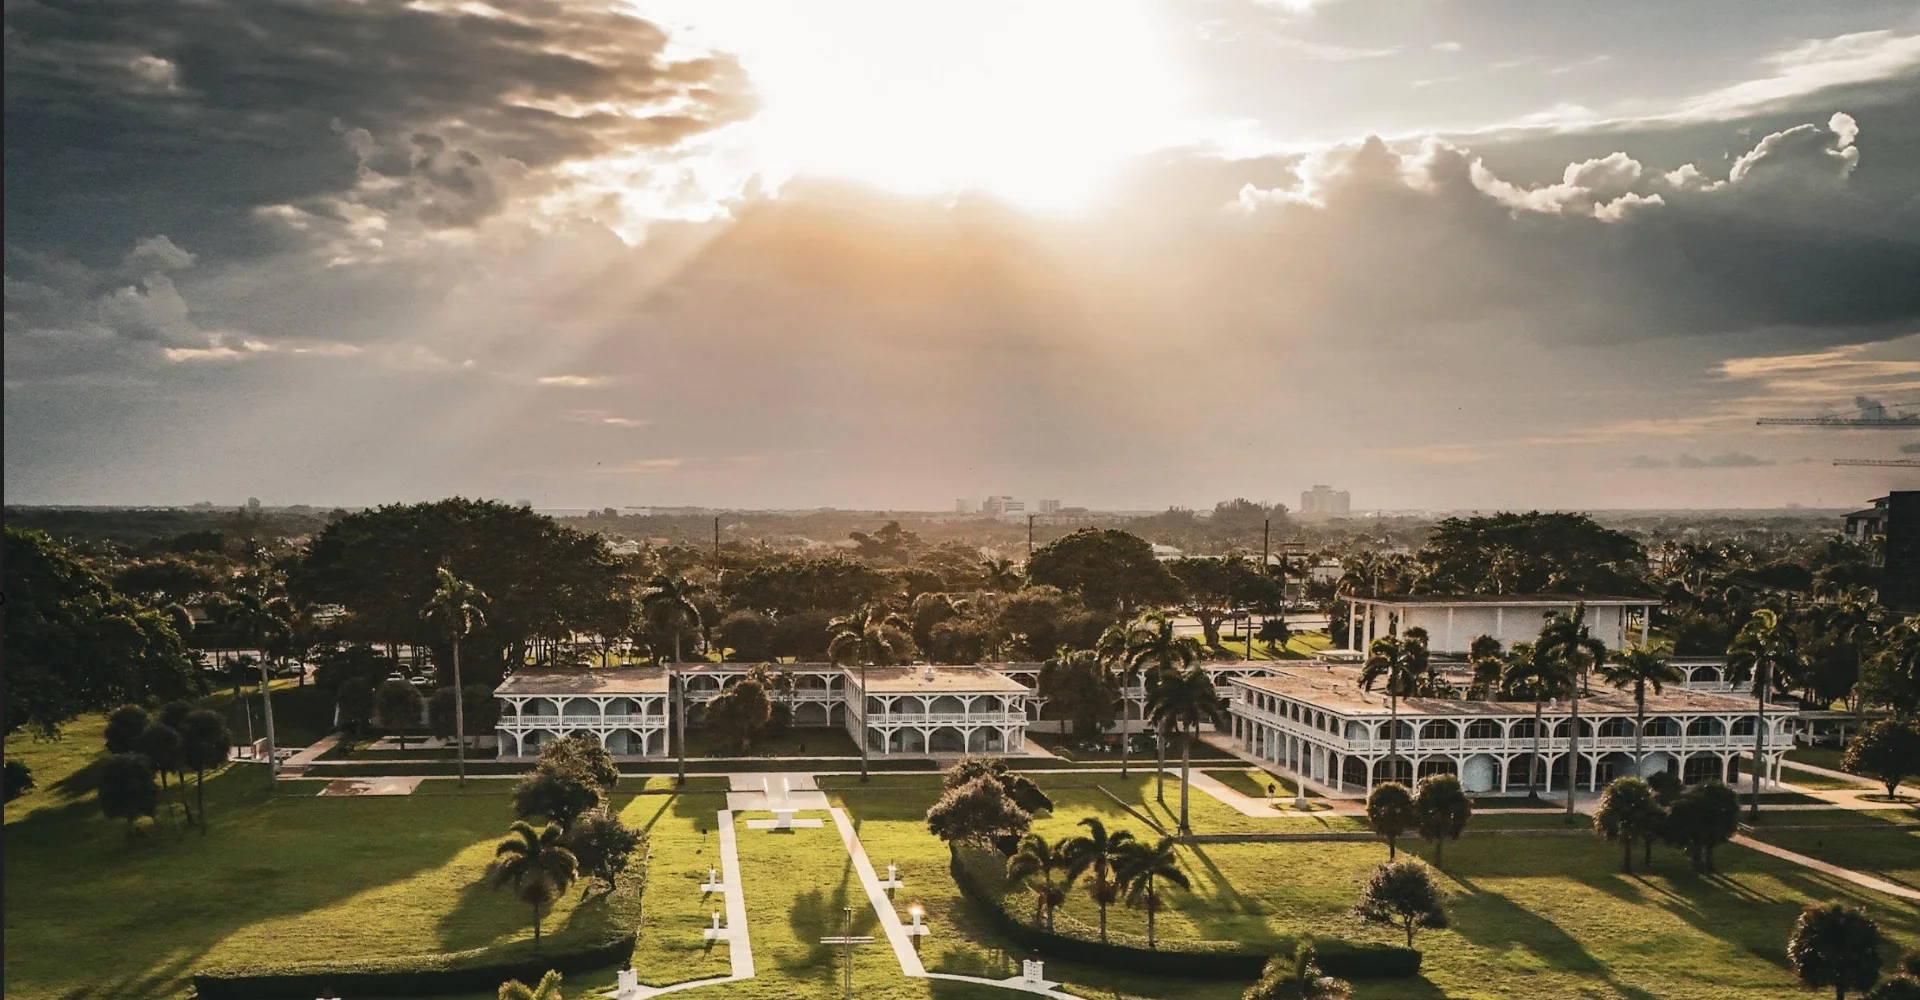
[2,0,752,263]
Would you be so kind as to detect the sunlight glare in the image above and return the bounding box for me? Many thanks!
[637,0,1190,210]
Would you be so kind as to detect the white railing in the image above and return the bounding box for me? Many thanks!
[871,712,1022,727]
[502,714,662,729]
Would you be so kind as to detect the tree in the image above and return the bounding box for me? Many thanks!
[981,557,1024,593]
[1036,649,1119,740]
[1125,611,1206,803]
[1006,833,1074,931]
[337,677,376,736]
[717,610,777,661]
[514,735,616,828]
[376,679,426,750]
[1095,623,1143,777]
[1592,777,1663,873]
[4,760,34,803]
[1536,607,1607,817]
[1062,816,1135,943]
[561,809,641,896]
[1412,773,1472,867]
[1355,859,1449,948]
[1169,555,1264,648]
[705,676,774,751]
[1365,782,1416,859]
[1361,633,1426,784]
[1862,615,1920,717]
[136,722,187,833]
[942,756,1053,815]
[1789,903,1885,1000]
[537,732,620,794]
[498,969,565,1000]
[640,573,703,784]
[1146,664,1228,834]
[424,566,487,787]
[490,821,578,944]
[1599,644,1682,775]
[221,575,292,773]
[105,705,152,754]
[1243,939,1353,1000]
[828,604,914,782]
[926,776,1032,849]
[1844,718,1920,799]
[1257,617,1294,658]
[1116,834,1190,950]
[1501,641,1561,799]
[995,586,1106,660]
[98,752,159,842]
[1026,528,1177,616]
[4,527,202,738]
[1664,781,1740,872]
[432,686,501,747]
[1728,608,1801,819]
[1466,635,1505,700]
[1417,512,1647,595]
[178,709,231,833]
[1867,977,1920,1000]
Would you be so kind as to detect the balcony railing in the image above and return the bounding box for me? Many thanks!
[866,712,1023,727]
[502,714,662,729]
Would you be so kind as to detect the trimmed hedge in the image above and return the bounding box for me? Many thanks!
[305,756,945,778]
[948,846,1420,981]
[192,932,634,1000]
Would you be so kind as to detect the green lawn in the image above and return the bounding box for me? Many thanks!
[682,726,862,759]
[832,772,1920,1000]
[1734,756,1873,791]
[1786,746,1850,771]
[1748,825,1920,891]
[1210,630,1334,661]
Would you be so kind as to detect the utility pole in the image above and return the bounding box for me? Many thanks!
[713,516,721,562]
[1027,514,1035,559]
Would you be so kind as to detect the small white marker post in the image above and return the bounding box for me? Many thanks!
[819,906,877,1000]
[703,910,726,941]
[701,866,723,893]
[903,903,929,937]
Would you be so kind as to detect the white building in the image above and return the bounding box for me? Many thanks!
[495,666,669,758]
[982,496,1026,517]
[1228,662,1789,797]
[847,665,1031,755]
[1036,499,1062,514]
[1343,595,1659,656]
[1299,486,1351,516]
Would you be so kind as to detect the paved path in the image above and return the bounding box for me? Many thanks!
[1184,769,1276,817]
[829,806,1078,997]
[1781,758,1878,786]
[624,807,754,998]
[278,732,342,775]
[1732,833,1920,901]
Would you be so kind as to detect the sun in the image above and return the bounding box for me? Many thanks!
[636,0,1192,211]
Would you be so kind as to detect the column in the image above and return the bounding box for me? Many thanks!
[1348,599,1359,650]
[1445,607,1456,653]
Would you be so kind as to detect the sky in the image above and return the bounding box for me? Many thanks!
[5,0,1919,512]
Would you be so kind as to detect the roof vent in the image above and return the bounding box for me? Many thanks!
[924,664,936,682]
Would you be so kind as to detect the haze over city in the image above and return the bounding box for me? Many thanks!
[6,1,1920,509]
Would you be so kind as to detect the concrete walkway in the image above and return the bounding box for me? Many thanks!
[1781,758,1878,786]
[278,732,342,775]
[829,806,1078,998]
[622,807,754,998]
[1732,833,1920,902]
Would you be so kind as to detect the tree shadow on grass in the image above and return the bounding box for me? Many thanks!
[1446,873,1658,1000]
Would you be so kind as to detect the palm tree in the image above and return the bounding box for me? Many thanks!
[1116,835,1190,950]
[1006,833,1075,930]
[1244,939,1353,1000]
[1360,631,1425,786]
[1501,642,1558,799]
[498,970,565,1000]
[222,577,292,774]
[981,557,1023,592]
[1146,665,1228,835]
[1256,617,1293,659]
[1466,635,1504,700]
[1125,611,1205,803]
[1095,622,1141,776]
[1727,607,1801,820]
[1062,817,1135,943]
[1536,606,1607,817]
[641,574,703,785]
[490,821,578,944]
[424,567,487,787]
[827,604,913,782]
[1599,643,1681,777]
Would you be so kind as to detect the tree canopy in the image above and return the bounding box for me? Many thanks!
[1418,512,1648,596]
[1026,529,1177,615]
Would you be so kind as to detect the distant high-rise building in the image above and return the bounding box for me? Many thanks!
[982,495,1025,517]
[1037,499,1062,514]
[1299,485,1351,516]
[956,498,978,513]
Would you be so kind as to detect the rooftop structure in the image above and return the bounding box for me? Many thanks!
[1344,594,1658,655]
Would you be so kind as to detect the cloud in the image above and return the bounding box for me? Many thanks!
[1676,452,1776,468]
[537,374,610,388]
[1625,455,1670,469]
[1679,30,1920,120]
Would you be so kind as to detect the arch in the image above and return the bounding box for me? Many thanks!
[1687,717,1725,737]
[525,697,559,717]
[1417,758,1458,780]
[1510,718,1540,740]
[1506,753,1551,792]
[605,697,640,717]
[604,729,641,755]
[929,726,967,753]
[1597,717,1634,739]
[1388,720,1415,742]
[1553,718,1594,739]
[967,728,1004,753]
[867,697,887,716]
[1375,757,1413,785]
[829,704,846,726]
[522,728,558,753]
[890,728,927,753]
[1730,716,1757,736]
[929,695,966,715]
[1691,666,1722,683]
[1419,720,1458,742]
[561,697,600,719]
[1642,716,1681,738]
[1342,756,1370,789]
[1464,719,1502,741]
[793,702,829,727]
[795,674,830,691]
[686,675,722,694]
[1461,754,1498,793]
[499,700,519,717]
[1681,754,1722,784]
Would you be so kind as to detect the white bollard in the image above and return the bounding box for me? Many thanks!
[616,968,639,999]
[712,910,722,930]
[1023,959,1045,983]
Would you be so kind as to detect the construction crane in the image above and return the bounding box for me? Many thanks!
[1757,398,1920,427]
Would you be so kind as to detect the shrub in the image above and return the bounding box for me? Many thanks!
[1365,782,1415,860]
[1844,718,1920,799]
[927,775,1032,847]
[1788,903,1883,1000]
[3,759,34,802]
[105,705,152,754]
[1355,860,1448,948]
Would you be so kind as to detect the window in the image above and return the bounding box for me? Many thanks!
[1687,717,1723,737]
[1419,720,1458,742]
[1465,719,1501,741]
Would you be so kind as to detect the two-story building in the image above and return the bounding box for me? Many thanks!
[1342,595,1659,656]
[494,666,669,759]
[1227,662,1789,797]
[846,665,1031,755]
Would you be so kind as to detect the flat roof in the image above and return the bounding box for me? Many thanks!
[497,667,667,696]
[1351,594,1657,607]
[1232,663,1754,717]
[852,666,1030,694]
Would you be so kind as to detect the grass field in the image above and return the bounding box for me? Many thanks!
[682,726,862,759]
[1748,824,1920,891]
[1733,756,1874,791]
[832,772,1920,1000]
